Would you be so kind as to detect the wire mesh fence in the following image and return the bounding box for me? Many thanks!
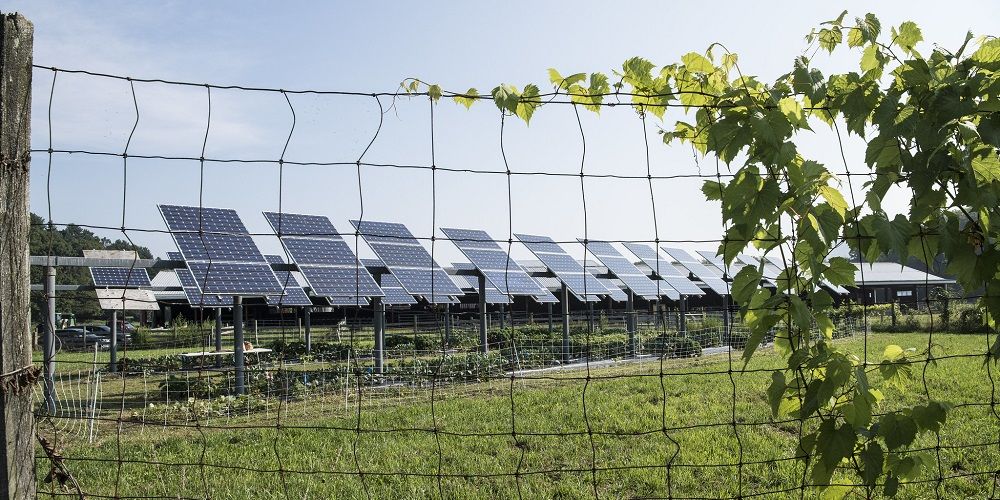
[14,55,997,500]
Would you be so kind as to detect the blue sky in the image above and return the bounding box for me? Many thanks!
[10,1,999,265]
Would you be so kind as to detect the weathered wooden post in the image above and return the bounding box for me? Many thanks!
[0,11,37,498]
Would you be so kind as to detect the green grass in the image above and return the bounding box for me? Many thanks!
[38,332,1000,499]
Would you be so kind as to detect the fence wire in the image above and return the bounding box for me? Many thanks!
[23,64,999,499]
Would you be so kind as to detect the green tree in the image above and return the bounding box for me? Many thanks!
[30,213,153,323]
[406,12,999,497]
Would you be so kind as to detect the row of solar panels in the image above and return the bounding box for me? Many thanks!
[87,205,849,309]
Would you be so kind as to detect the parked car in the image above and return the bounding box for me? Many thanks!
[81,325,129,345]
[106,319,137,334]
[55,328,110,350]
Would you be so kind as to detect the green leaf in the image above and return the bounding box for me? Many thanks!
[701,180,725,201]
[824,257,856,287]
[892,21,922,53]
[861,441,884,487]
[681,52,714,73]
[971,146,1000,183]
[731,265,762,305]
[789,295,812,332]
[767,371,786,417]
[491,84,521,115]
[515,84,541,124]
[911,401,948,432]
[427,84,442,102]
[883,344,904,361]
[816,420,856,469]
[884,473,899,497]
[778,96,809,128]
[879,412,918,449]
[818,185,848,218]
[819,27,843,53]
[452,88,479,109]
[971,38,1000,71]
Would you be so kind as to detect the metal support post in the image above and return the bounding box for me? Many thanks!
[588,301,595,333]
[722,295,731,346]
[214,307,223,368]
[626,291,636,357]
[479,274,488,353]
[304,306,312,354]
[679,296,687,337]
[373,298,384,374]
[547,303,553,335]
[109,310,118,372]
[499,304,505,330]
[233,296,245,395]
[44,266,56,412]
[561,283,570,363]
[443,304,451,349]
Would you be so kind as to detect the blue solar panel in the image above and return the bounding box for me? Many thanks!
[264,212,385,301]
[173,233,265,263]
[376,273,419,306]
[515,233,610,298]
[531,290,560,303]
[623,243,704,296]
[160,205,248,234]
[187,262,286,295]
[351,220,464,296]
[351,220,416,243]
[166,251,183,261]
[327,296,369,306]
[174,267,231,307]
[441,227,502,249]
[576,240,677,300]
[300,267,385,297]
[281,238,359,266]
[263,255,314,307]
[369,242,436,268]
[598,278,628,302]
[90,267,151,288]
[582,241,622,257]
[160,205,284,296]
[661,247,731,295]
[441,227,548,296]
[263,212,342,239]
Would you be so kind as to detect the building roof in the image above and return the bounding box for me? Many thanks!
[149,270,187,301]
[854,262,955,286]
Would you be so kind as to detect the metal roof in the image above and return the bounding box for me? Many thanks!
[855,262,955,287]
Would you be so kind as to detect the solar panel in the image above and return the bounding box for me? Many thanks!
[174,267,232,307]
[263,255,314,307]
[696,250,738,278]
[531,290,560,303]
[441,227,549,296]
[376,273,419,306]
[263,212,342,239]
[623,243,705,296]
[351,220,464,296]
[160,205,248,234]
[597,278,629,302]
[160,205,284,296]
[514,233,610,298]
[264,212,385,301]
[661,247,732,295]
[450,263,512,304]
[90,267,152,288]
[578,240,677,300]
[352,220,416,244]
[327,295,369,306]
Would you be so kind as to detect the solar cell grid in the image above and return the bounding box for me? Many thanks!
[598,278,629,302]
[531,290,560,303]
[90,267,152,288]
[580,240,620,257]
[263,212,342,239]
[618,274,678,300]
[174,233,264,263]
[390,268,463,295]
[351,220,417,244]
[369,242,436,269]
[460,248,517,270]
[187,262,286,295]
[327,296,369,306]
[443,228,548,296]
[301,267,384,297]
[661,247,731,295]
[282,237,359,266]
[263,255,314,307]
[440,227,502,249]
[160,205,248,234]
[515,233,610,297]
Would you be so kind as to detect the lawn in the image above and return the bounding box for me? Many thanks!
[36,332,1000,499]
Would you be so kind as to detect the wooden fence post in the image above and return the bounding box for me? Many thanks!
[0,11,37,499]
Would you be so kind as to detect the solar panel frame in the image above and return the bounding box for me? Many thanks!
[622,243,705,296]
[262,255,314,307]
[264,212,385,300]
[661,247,732,295]
[577,239,678,300]
[351,220,464,296]
[90,267,152,288]
[160,205,285,296]
[514,233,610,298]
[441,227,549,296]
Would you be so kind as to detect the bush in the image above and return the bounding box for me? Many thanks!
[646,333,702,358]
[267,340,351,362]
[384,333,434,351]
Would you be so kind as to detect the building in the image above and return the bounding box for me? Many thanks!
[848,262,956,304]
